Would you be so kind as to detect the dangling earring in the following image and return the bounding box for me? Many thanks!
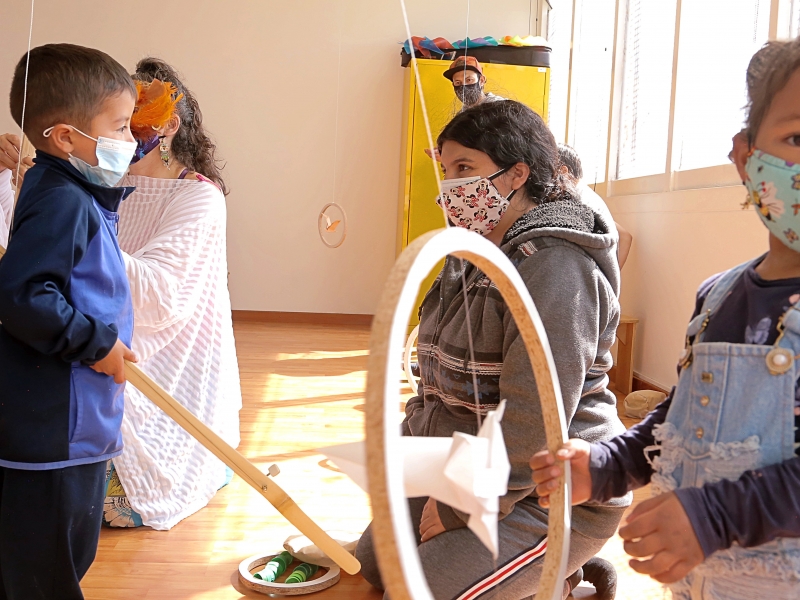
[159,136,171,169]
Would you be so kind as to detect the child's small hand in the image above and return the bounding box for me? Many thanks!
[530,439,593,507]
[619,492,704,583]
[91,339,137,384]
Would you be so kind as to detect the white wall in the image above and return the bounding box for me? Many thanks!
[606,187,769,390]
[0,0,539,314]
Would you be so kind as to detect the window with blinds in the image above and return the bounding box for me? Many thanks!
[567,0,616,185]
[547,0,782,189]
[546,0,573,145]
[672,0,770,171]
[615,0,676,180]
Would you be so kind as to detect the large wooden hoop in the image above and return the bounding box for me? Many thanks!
[366,227,572,600]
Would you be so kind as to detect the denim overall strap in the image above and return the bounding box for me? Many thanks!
[687,257,764,341]
[679,259,762,370]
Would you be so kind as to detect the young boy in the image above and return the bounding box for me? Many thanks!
[0,44,138,600]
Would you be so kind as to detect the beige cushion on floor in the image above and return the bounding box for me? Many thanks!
[623,390,667,419]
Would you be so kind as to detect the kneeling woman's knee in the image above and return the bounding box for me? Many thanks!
[355,522,384,590]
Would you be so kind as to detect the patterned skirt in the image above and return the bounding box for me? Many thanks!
[103,460,144,528]
[102,461,235,528]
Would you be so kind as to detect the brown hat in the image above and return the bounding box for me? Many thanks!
[443,56,483,81]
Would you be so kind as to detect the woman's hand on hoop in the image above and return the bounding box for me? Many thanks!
[530,439,593,507]
[619,491,704,583]
[419,497,446,543]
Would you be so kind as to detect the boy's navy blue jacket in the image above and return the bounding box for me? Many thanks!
[0,152,134,469]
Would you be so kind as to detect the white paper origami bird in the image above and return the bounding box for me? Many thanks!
[318,400,511,558]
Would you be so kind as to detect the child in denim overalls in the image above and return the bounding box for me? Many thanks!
[531,40,800,599]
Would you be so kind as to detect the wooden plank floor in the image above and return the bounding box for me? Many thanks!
[82,321,669,599]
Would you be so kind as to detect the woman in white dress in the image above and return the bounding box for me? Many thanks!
[0,57,242,530]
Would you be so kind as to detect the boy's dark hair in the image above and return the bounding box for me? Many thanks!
[437,100,578,204]
[133,58,228,196]
[745,38,800,145]
[9,44,136,147]
[557,143,584,180]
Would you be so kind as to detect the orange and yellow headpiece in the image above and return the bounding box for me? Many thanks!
[130,79,183,140]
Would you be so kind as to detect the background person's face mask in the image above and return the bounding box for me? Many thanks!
[436,167,516,235]
[130,133,161,164]
[744,149,800,250]
[455,83,483,106]
[43,125,136,187]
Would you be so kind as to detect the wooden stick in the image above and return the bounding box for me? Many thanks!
[365,227,571,600]
[0,240,361,576]
[125,363,361,575]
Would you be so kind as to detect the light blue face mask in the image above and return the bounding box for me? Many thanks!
[43,125,136,187]
[744,149,800,250]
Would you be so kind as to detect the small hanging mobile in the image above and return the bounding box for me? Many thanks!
[317,4,348,249]
[318,202,348,248]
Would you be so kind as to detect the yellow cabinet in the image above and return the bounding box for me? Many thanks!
[397,58,550,328]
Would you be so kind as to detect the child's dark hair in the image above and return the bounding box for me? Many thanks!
[9,44,136,148]
[557,143,584,180]
[133,57,228,195]
[437,100,577,204]
[745,38,800,145]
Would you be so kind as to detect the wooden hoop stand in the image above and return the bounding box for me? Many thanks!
[238,554,340,595]
[365,227,572,600]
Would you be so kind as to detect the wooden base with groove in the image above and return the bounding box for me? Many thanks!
[238,554,341,595]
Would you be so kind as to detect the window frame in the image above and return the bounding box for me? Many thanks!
[554,0,792,197]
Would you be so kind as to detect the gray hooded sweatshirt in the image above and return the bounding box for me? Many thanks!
[403,196,630,540]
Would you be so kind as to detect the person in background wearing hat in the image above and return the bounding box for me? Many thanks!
[425,56,507,159]
[444,55,506,108]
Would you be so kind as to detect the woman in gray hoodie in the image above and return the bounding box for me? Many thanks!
[357,101,628,599]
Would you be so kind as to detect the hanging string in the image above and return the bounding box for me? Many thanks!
[398,0,484,428]
[398,0,449,228]
[10,0,36,240]
[331,0,343,208]
[456,0,483,429]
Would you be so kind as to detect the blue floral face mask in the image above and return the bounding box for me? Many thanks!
[745,149,800,250]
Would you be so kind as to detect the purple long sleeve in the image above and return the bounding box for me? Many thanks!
[675,458,800,557]
[589,406,800,556]
[588,396,672,502]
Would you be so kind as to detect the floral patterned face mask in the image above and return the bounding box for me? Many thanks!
[745,150,800,249]
[436,167,516,235]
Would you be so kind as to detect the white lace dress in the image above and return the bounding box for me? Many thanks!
[111,174,242,530]
[0,170,13,247]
